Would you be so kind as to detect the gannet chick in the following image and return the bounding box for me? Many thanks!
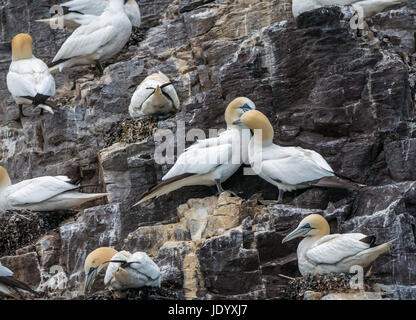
[7,33,56,118]
[128,72,180,117]
[292,0,405,18]
[49,0,132,73]
[282,214,396,275]
[133,97,256,205]
[233,110,363,203]
[104,251,161,290]
[37,0,141,30]
[0,261,38,299]
[83,247,118,293]
[0,166,108,212]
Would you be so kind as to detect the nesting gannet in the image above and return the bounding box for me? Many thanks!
[104,251,161,290]
[128,72,180,117]
[84,247,118,293]
[233,110,363,203]
[37,0,141,29]
[282,214,396,275]
[49,0,132,73]
[0,261,38,299]
[0,166,108,212]
[292,0,406,18]
[7,33,56,118]
[133,97,256,205]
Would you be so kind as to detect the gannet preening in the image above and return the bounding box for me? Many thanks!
[233,110,364,203]
[7,33,56,118]
[37,0,141,30]
[133,97,256,205]
[0,261,38,299]
[128,72,180,117]
[104,251,161,290]
[282,214,396,275]
[49,0,132,73]
[0,166,108,212]
[292,0,406,18]
[84,247,118,293]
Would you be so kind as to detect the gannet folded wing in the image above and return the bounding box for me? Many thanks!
[61,0,109,15]
[6,72,37,98]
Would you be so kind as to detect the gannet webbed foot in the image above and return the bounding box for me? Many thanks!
[259,189,284,205]
[95,60,104,75]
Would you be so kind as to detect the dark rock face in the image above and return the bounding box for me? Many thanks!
[0,0,416,300]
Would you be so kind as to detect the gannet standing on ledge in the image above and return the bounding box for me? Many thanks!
[233,110,363,203]
[133,97,256,205]
[282,214,396,275]
[0,166,108,212]
[0,261,38,299]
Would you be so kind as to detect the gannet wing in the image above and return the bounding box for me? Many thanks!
[186,130,232,150]
[125,0,141,27]
[128,252,160,280]
[61,0,108,15]
[0,263,13,277]
[6,71,37,98]
[7,176,79,206]
[306,233,370,265]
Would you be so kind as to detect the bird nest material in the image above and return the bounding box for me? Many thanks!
[283,273,377,300]
[82,286,179,300]
[105,117,158,147]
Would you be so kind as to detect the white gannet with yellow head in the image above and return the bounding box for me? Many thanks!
[282,214,396,275]
[83,247,118,293]
[133,97,256,205]
[7,33,56,118]
[37,0,141,30]
[129,72,180,117]
[233,110,363,203]
[104,251,161,290]
[0,261,38,299]
[0,166,108,212]
[292,0,406,18]
[49,0,132,73]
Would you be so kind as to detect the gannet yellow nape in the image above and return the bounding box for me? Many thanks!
[233,110,364,203]
[128,72,180,117]
[132,97,256,206]
[0,165,108,212]
[282,214,396,276]
[83,247,118,293]
[0,262,38,299]
[7,33,56,118]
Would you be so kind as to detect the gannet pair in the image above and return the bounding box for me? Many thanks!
[282,214,396,275]
[233,110,363,203]
[37,0,141,30]
[0,166,107,212]
[84,247,160,293]
[134,97,256,205]
[49,0,133,73]
[129,72,180,117]
[292,0,406,18]
[0,262,38,299]
[7,34,56,118]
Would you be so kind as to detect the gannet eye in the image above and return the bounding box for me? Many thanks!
[240,103,252,112]
[302,223,312,229]
[88,267,95,275]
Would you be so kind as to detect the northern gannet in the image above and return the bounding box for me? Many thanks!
[133,97,256,205]
[292,0,406,18]
[233,110,363,203]
[0,261,38,299]
[49,0,132,73]
[7,33,56,118]
[282,214,396,275]
[104,251,161,290]
[128,72,180,117]
[37,0,141,29]
[84,247,118,293]
[0,166,108,212]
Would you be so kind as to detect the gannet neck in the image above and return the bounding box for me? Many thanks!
[11,33,33,61]
[0,166,11,190]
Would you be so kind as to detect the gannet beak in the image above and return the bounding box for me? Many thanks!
[83,267,98,294]
[233,119,242,125]
[282,226,310,243]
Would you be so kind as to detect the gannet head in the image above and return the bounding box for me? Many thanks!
[282,214,330,243]
[225,97,256,127]
[233,110,274,144]
[11,33,33,61]
[0,166,12,190]
[83,247,118,294]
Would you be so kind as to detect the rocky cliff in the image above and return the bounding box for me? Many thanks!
[0,0,415,300]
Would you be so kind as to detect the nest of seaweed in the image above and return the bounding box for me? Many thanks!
[105,117,158,147]
[283,273,377,300]
[81,286,179,300]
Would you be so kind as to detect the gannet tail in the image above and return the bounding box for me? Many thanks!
[309,175,365,191]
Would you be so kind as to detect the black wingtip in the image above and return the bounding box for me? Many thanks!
[360,235,377,247]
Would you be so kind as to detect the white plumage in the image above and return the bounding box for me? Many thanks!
[50,0,132,73]
[129,72,180,117]
[0,261,38,299]
[104,251,161,290]
[292,0,405,18]
[0,263,13,277]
